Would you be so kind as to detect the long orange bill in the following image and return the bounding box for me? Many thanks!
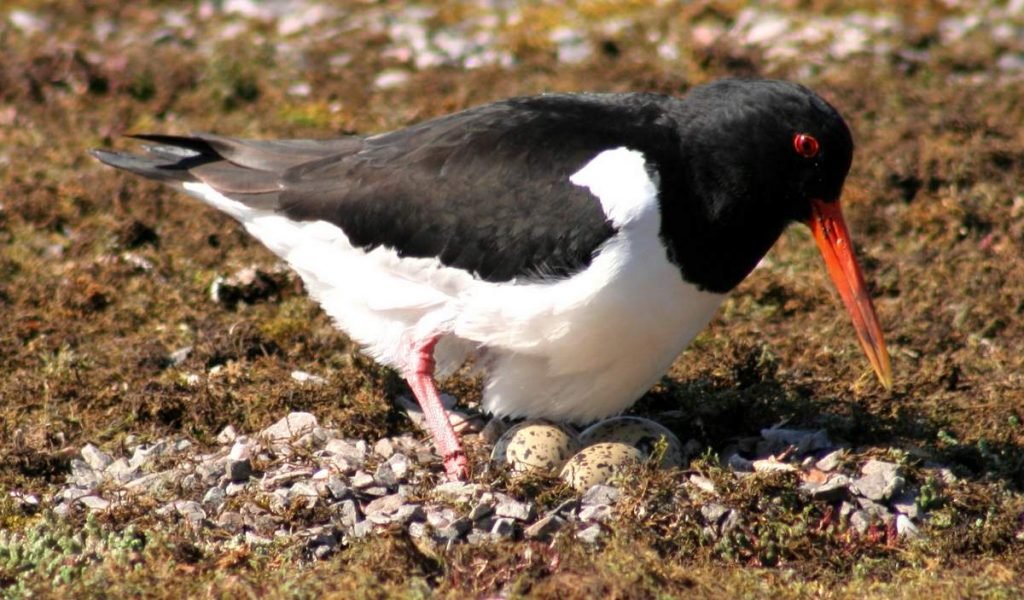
[806,199,893,389]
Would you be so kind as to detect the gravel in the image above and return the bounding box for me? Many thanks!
[44,409,945,556]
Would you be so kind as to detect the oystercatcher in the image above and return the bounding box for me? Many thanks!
[92,78,892,481]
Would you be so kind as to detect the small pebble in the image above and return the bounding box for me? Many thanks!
[524,514,565,540]
[81,444,113,471]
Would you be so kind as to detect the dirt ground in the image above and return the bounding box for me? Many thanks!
[1,0,1022,597]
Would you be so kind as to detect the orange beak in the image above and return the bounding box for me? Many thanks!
[806,199,893,389]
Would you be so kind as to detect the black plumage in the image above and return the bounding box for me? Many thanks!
[91,79,852,292]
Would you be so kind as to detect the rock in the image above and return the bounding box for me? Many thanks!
[578,504,613,522]
[245,531,273,545]
[362,485,389,497]
[332,499,360,527]
[262,466,315,489]
[291,370,327,385]
[800,474,851,501]
[856,497,893,521]
[78,495,111,511]
[203,486,226,508]
[217,511,244,532]
[494,496,535,521]
[490,518,517,539]
[851,460,904,501]
[468,499,494,521]
[409,521,428,538]
[581,484,621,506]
[849,510,870,534]
[391,504,426,525]
[169,346,193,367]
[895,514,920,539]
[689,475,717,494]
[225,482,247,496]
[195,459,225,485]
[226,442,253,482]
[891,489,921,519]
[374,461,399,488]
[549,498,579,517]
[324,439,366,466]
[350,471,375,489]
[386,453,411,480]
[752,458,797,473]
[432,481,482,501]
[576,523,603,544]
[123,470,178,494]
[725,452,754,472]
[81,444,113,470]
[307,531,339,560]
[364,493,406,519]
[815,449,846,472]
[261,412,318,447]
[129,440,168,470]
[9,491,39,508]
[760,427,832,455]
[226,458,253,483]
[266,490,290,515]
[60,487,91,503]
[374,438,395,459]
[105,458,138,484]
[69,459,101,489]
[290,482,320,508]
[326,476,350,500]
[435,517,471,541]
[701,502,731,526]
[524,514,566,540]
[351,520,373,538]
[427,506,460,528]
[160,500,206,527]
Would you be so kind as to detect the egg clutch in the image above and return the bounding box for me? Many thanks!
[491,416,685,490]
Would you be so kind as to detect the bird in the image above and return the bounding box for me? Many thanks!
[91,78,892,481]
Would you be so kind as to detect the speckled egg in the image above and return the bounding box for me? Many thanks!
[491,419,581,475]
[578,416,685,467]
[559,442,644,490]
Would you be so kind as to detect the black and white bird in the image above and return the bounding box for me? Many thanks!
[92,78,892,481]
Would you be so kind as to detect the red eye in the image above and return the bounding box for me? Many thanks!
[793,133,820,158]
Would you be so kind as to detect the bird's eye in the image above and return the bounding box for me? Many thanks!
[793,133,820,158]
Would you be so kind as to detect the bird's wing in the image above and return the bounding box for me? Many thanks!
[93,93,679,283]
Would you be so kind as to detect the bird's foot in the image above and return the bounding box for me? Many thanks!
[443,450,470,481]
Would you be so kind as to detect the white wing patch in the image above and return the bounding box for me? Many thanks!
[569,146,659,227]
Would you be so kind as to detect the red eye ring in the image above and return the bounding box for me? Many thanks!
[793,133,820,158]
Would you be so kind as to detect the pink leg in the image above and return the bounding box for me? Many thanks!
[404,336,469,481]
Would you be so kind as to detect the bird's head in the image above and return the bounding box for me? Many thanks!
[673,79,892,389]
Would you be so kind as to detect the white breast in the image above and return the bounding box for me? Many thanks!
[181,146,725,424]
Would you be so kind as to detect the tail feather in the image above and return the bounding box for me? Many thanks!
[88,148,207,184]
[92,133,366,212]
